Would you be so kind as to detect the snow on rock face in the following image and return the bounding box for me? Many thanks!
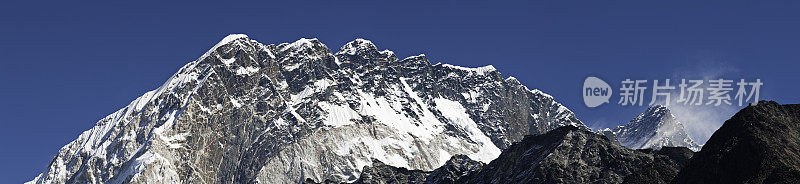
[610,105,702,151]
[433,98,501,163]
[28,34,586,184]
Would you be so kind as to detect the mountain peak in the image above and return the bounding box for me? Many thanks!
[612,105,701,151]
[278,37,327,52]
[201,34,251,58]
[338,38,379,55]
[335,38,397,64]
[220,34,249,43]
[637,105,671,121]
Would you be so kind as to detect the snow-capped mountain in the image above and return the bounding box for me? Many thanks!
[605,105,701,151]
[28,34,585,183]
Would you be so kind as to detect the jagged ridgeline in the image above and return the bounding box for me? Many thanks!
[29,35,586,183]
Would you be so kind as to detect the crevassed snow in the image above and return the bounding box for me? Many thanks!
[291,79,334,105]
[318,101,361,127]
[356,89,443,142]
[399,77,440,127]
[433,98,501,163]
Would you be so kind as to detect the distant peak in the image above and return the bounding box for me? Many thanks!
[338,38,379,55]
[613,104,700,151]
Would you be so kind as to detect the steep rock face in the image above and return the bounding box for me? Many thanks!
[460,126,670,184]
[673,101,800,183]
[28,35,585,184]
[611,105,701,151]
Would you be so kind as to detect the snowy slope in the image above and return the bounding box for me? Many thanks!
[28,35,586,184]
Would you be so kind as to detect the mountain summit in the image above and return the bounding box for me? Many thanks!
[28,34,585,183]
[606,105,701,151]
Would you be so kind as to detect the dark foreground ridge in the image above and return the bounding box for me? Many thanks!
[461,126,692,184]
[328,126,694,184]
[672,101,800,183]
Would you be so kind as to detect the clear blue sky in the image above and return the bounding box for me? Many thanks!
[1,1,798,182]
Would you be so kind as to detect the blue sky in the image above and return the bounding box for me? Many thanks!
[1,1,799,182]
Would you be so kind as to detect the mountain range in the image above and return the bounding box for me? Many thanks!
[28,35,584,184]
[27,34,800,184]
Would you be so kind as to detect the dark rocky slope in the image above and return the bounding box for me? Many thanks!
[460,126,691,184]
[672,101,800,183]
[350,155,483,184]
[341,126,694,184]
